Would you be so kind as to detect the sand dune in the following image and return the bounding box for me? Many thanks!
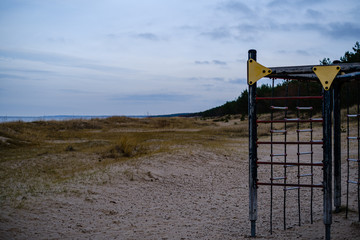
[1,118,359,239]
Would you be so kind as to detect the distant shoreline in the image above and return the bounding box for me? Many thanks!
[0,115,131,123]
[0,113,194,123]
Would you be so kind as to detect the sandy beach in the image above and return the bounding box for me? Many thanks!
[1,117,359,239]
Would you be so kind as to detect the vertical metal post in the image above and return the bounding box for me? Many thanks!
[357,81,360,222]
[346,84,350,218]
[333,81,341,213]
[270,79,275,234]
[323,89,332,240]
[248,49,257,237]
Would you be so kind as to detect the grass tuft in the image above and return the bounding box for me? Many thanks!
[102,136,144,158]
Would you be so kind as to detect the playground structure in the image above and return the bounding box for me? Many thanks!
[247,49,360,240]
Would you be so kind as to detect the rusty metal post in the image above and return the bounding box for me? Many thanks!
[323,89,332,240]
[248,49,257,237]
[333,81,341,213]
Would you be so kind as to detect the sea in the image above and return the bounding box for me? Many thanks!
[0,113,191,123]
[0,115,146,123]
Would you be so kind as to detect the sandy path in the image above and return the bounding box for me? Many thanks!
[1,145,359,239]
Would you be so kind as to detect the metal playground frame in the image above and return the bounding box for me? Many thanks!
[247,49,360,239]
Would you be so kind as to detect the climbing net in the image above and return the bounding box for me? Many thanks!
[343,80,360,221]
[255,79,324,233]
[247,49,360,240]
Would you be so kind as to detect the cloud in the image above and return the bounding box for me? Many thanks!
[296,50,311,56]
[236,23,264,33]
[0,73,26,80]
[194,60,227,66]
[212,60,227,65]
[217,0,253,17]
[47,37,66,44]
[0,48,82,66]
[268,21,360,40]
[59,89,96,95]
[200,27,232,40]
[349,5,360,18]
[305,9,322,19]
[267,0,284,8]
[229,78,246,84]
[134,33,159,41]
[241,20,360,41]
[267,0,325,8]
[1,0,358,116]
[211,77,225,82]
[325,22,360,39]
[186,77,226,83]
[110,93,193,103]
[0,0,33,14]
[0,48,139,74]
[194,60,210,65]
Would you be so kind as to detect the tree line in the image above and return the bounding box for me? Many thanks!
[195,41,360,118]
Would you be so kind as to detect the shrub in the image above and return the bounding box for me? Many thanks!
[102,136,144,159]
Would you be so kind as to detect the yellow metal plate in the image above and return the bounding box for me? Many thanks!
[247,59,272,85]
[313,65,341,91]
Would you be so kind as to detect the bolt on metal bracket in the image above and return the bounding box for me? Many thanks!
[313,65,341,91]
[248,58,272,85]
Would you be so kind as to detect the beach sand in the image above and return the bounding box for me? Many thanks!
[1,119,359,239]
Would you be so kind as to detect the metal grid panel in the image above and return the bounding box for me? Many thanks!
[248,49,333,239]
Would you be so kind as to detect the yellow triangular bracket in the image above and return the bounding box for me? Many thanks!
[248,59,272,85]
[313,65,341,91]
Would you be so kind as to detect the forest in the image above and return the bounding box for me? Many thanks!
[197,42,360,118]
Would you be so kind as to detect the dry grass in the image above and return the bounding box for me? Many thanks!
[5,112,331,208]
[2,109,336,206]
[0,116,247,206]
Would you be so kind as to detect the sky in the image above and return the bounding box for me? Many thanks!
[0,0,359,116]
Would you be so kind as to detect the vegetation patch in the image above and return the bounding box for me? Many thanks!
[0,116,243,205]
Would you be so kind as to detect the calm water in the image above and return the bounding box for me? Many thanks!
[0,115,146,123]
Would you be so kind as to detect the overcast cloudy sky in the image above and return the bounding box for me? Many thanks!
[0,0,359,116]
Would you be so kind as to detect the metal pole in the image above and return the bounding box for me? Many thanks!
[248,49,257,237]
[333,81,341,213]
[357,81,360,222]
[323,89,332,240]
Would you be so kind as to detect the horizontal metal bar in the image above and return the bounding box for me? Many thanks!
[347,114,360,118]
[296,106,313,110]
[298,174,313,177]
[257,141,323,145]
[267,73,319,81]
[257,182,323,188]
[297,129,313,132]
[270,129,287,133]
[270,153,287,157]
[263,64,360,81]
[348,180,360,185]
[271,177,286,180]
[336,72,360,81]
[256,96,323,101]
[284,187,300,191]
[266,72,360,82]
[257,161,323,166]
[347,136,360,140]
[267,62,360,75]
[347,158,360,162]
[257,119,323,123]
[285,118,300,121]
[270,106,288,110]
[297,152,313,155]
